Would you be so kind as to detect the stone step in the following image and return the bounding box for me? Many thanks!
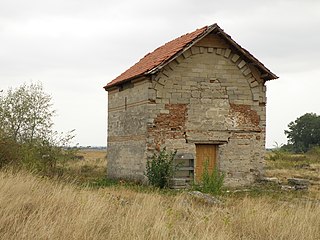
[177,166,194,171]
[288,178,310,186]
[170,178,186,186]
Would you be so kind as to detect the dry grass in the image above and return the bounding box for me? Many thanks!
[265,152,320,193]
[62,149,107,182]
[1,170,320,240]
[1,149,320,239]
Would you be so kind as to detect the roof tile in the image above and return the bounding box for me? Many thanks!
[104,24,278,89]
[105,26,208,89]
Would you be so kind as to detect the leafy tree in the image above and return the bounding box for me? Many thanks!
[0,130,20,168]
[0,82,75,174]
[284,113,320,153]
[0,82,55,143]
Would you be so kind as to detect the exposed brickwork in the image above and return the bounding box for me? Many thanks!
[106,29,276,187]
[148,104,187,151]
[144,44,267,186]
[229,104,260,129]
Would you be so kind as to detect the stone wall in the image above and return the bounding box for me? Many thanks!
[146,34,267,186]
[107,33,267,186]
[107,79,150,181]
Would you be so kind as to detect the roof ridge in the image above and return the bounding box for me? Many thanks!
[104,23,277,90]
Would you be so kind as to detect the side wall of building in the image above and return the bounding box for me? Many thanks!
[107,79,150,181]
[146,34,267,186]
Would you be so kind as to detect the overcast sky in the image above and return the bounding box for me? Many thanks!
[1,0,319,147]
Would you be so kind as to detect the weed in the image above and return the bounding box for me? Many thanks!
[145,148,177,188]
[87,177,119,188]
[193,160,225,196]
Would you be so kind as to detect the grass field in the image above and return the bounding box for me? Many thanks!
[1,149,320,240]
[265,151,320,195]
[62,149,107,183]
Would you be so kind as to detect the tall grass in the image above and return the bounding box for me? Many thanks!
[1,170,320,240]
[193,160,225,195]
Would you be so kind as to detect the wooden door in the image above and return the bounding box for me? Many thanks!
[195,144,217,182]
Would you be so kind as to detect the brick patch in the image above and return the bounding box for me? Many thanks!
[230,104,260,128]
[148,104,187,150]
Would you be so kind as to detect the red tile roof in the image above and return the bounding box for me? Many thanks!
[104,26,208,89]
[104,24,278,90]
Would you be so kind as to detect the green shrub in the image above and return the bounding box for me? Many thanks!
[19,141,67,176]
[0,134,20,168]
[145,148,176,189]
[194,160,225,196]
[0,82,76,175]
[0,131,76,176]
[306,146,320,162]
[268,145,290,161]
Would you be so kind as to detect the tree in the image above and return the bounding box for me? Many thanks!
[0,82,55,143]
[0,82,75,174]
[284,113,320,153]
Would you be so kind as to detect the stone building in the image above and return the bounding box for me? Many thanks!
[104,23,278,186]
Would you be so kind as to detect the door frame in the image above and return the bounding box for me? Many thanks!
[194,144,219,182]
